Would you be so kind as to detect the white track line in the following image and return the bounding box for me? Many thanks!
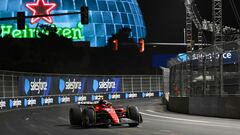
[140,111,209,123]
[140,110,240,129]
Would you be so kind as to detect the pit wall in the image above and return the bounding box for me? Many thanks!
[168,97,240,119]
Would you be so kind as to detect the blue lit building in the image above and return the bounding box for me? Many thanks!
[0,0,146,47]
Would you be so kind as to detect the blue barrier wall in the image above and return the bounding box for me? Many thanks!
[0,91,163,111]
[0,75,164,111]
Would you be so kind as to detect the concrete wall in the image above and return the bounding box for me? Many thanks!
[168,97,189,114]
[168,97,240,119]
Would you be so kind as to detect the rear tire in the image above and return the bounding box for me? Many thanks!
[82,108,96,128]
[69,107,83,126]
[127,106,141,127]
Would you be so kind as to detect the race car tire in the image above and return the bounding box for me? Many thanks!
[82,108,96,128]
[69,107,83,126]
[139,113,143,123]
[127,106,140,127]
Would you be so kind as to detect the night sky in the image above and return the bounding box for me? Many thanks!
[137,0,240,43]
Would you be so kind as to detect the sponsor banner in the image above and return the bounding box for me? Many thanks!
[142,92,155,98]
[108,93,121,100]
[19,76,52,96]
[24,98,37,108]
[89,77,122,93]
[74,95,88,103]
[91,94,106,101]
[9,99,22,109]
[0,99,7,110]
[0,91,161,111]
[192,52,238,65]
[178,52,238,65]
[57,77,87,94]
[40,97,54,106]
[125,93,138,99]
[58,96,71,104]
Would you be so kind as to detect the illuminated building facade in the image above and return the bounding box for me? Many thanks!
[0,0,146,47]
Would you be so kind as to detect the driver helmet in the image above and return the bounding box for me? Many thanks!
[98,99,107,105]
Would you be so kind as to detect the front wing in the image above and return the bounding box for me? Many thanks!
[93,118,139,126]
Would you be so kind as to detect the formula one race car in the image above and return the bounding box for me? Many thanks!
[69,99,143,128]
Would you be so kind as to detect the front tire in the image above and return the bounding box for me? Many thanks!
[69,107,83,126]
[127,106,141,127]
[82,108,96,128]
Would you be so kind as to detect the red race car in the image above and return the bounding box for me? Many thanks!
[69,99,143,128]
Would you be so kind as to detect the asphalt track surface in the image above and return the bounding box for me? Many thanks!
[1,98,240,135]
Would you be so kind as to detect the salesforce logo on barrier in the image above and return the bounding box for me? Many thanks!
[58,96,71,104]
[59,79,82,93]
[192,52,233,61]
[74,95,87,103]
[177,53,189,62]
[41,97,54,106]
[178,52,235,64]
[0,0,146,47]
[91,95,104,101]
[93,79,116,92]
[108,93,121,100]
[9,99,22,109]
[24,98,37,108]
[142,92,154,98]
[125,93,138,99]
[0,100,6,109]
[24,78,48,95]
[159,91,164,97]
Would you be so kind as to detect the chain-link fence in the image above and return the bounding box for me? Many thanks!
[0,70,164,98]
[169,40,240,97]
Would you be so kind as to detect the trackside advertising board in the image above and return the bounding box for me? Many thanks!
[178,52,238,65]
[0,92,163,111]
[57,77,87,94]
[0,75,164,111]
[0,91,163,111]
[88,77,122,93]
[19,76,52,96]
[19,76,122,96]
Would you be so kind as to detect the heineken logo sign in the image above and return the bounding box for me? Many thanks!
[0,23,84,40]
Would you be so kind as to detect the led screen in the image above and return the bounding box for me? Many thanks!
[0,0,146,47]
